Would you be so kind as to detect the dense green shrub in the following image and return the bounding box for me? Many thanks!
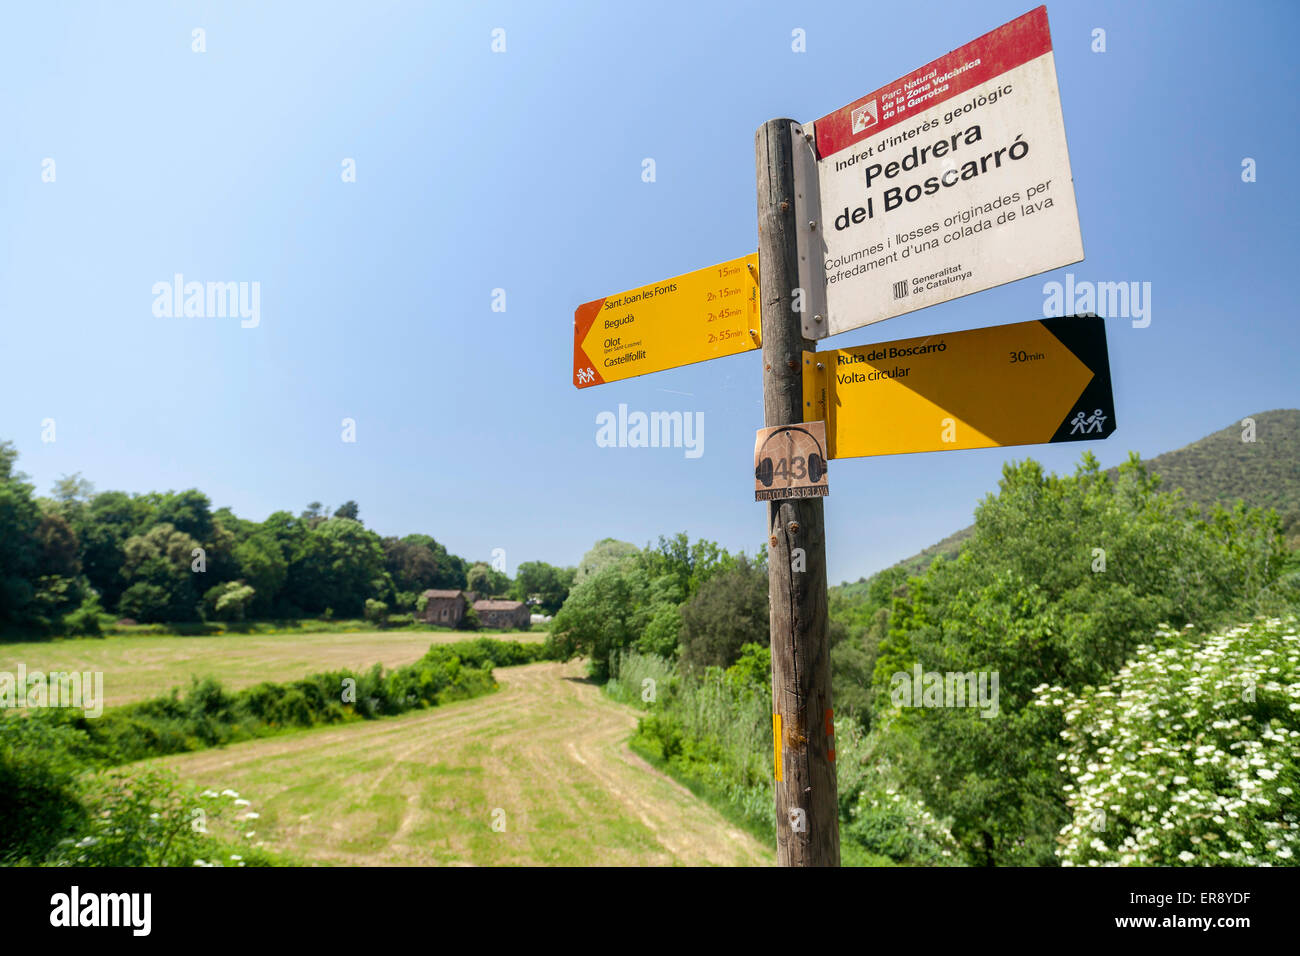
[616,649,773,838]
[0,719,277,867]
[677,557,769,670]
[363,598,388,625]
[834,718,961,865]
[62,593,105,637]
[870,453,1289,865]
[609,647,960,865]
[0,719,88,863]
[40,770,276,867]
[1044,615,1299,866]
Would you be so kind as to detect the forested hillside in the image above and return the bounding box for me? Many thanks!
[836,408,1300,593]
[1136,409,1300,543]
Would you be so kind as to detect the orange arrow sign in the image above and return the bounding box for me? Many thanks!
[573,254,760,388]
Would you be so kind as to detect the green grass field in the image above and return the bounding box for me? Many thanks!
[151,659,772,866]
[0,629,541,708]
[3,628,771,865]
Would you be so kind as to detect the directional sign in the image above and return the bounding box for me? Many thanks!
[573,254,760,388]
[809,5,1083,337]
[803,315,1114,458]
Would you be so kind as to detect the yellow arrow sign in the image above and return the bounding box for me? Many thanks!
[573,254,760,388]
[803,316,1115,458]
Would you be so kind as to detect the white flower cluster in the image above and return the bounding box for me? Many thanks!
[848,786,961,860]
[1033,616,1300,866]
[193,786,267,861]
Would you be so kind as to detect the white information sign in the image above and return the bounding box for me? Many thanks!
[810,6,1083,337]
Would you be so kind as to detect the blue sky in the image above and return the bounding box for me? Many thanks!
[2,0,1296,585]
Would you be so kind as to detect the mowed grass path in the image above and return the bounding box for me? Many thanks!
[0,630,540,707]
[153,660,774,866]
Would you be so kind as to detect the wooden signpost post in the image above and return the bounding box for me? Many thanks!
[570,6,1103,868]
[756,119,840,866]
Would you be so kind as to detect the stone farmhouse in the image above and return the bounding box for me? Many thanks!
[419,589,476,627]
[419,589,530,630]
[472,599,532,630]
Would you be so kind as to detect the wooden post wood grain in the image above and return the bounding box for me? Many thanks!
[755,117,840,867]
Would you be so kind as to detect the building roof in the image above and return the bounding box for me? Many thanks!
[473,599,527,612]
[421,589,466,600]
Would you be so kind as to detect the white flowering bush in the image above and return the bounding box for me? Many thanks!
[43,771,275,867]
[1036,616,1299,866]
[835,716,963,865]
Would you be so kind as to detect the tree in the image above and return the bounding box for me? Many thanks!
[52,473,95,503]
[118,581,174,623]
[509,561,575,614]
[71,491,157,611]
[399,534,467,590]
[118,523,203,622]
[466,561,508,597]
[20,509,88,628]
[35,512,81,578]
[285,517,385,617]
[382,537,440,593]
[259,511,309,614]
[300,502,327,529]
[0,442,489,630]
[678,556,769,670]
[233,535,287,615]
[0,442,41,625]
[831,607,887,729]
[575,538,638,582]
[638,532,739,598]
[204,581,256,622]
[153,490,214,543]
[122,523,201,576]
[549,562,657,681]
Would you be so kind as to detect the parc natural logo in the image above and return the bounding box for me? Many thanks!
[851,99,878,133]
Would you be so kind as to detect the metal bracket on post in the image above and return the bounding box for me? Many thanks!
[790,122,830,341]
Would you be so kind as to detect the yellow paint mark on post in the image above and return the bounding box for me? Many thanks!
[572,253,760,388]
[773,714,783,781]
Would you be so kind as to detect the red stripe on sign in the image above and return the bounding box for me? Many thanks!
[812,5,1052,159]
[572,298,606,388]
